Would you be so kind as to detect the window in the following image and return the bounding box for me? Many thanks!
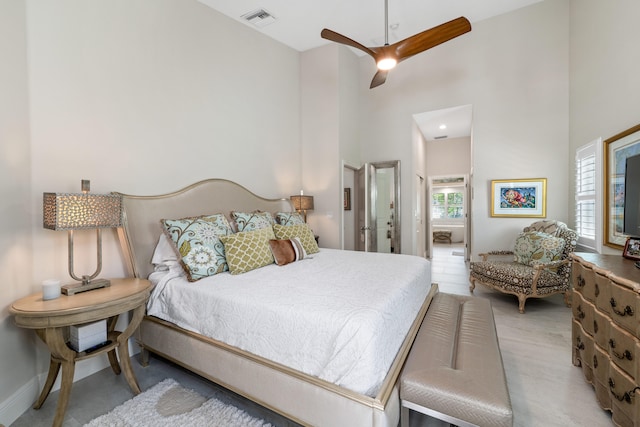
[575,139,602,251]
[432,188,464,220]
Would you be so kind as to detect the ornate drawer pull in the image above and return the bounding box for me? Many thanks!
[576,275,585,288]
[593,354,598,369]
[576,305,585,320]
[608,339,634,361]
[576,336,584,350]
[594,320,598,333]
[610,298,634,317]
[595,283,600,297]
[608,379,639,404]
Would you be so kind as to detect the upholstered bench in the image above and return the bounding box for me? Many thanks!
[400,288,513,427]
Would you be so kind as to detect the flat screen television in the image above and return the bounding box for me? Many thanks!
[624,153,640,237]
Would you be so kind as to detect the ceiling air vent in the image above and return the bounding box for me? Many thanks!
[242,8,276,28]
[434,135,448,140]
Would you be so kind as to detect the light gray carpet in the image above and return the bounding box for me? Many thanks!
[84,379,272,427]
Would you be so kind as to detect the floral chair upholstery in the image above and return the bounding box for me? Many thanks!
[469,220,578,313]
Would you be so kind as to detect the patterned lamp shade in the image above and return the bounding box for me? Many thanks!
[290,195,314,212]
[43,192,122,230]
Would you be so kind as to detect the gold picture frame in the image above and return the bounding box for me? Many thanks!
[344,188,351,211]
[604,123,640,248]
[490,178,547,218]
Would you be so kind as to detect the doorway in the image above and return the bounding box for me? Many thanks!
[414,104,472,260]
[427,175,470,260]
[355,161,401,253]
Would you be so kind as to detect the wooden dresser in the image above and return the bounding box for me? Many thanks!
[570,253,640,427]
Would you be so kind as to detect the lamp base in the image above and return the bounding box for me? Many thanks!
[62,278,111,296]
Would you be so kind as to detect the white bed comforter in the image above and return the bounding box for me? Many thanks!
[147,248,431,397]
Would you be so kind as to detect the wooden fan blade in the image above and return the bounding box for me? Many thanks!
[393,17,471,62]
[321,29,376,57]
[370,70,388,88]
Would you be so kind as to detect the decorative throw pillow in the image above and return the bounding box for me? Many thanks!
[275,212,306,226]
[220,227,276,274]
[269,237,307,266]
[161,214,233,281]
[513,231,565,266]
[230,211,275,232]
[272,224,319,255]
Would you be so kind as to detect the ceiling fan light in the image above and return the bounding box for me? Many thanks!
[377,57,397,71]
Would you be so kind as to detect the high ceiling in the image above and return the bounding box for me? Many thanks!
[197,0,542,53]
[197,0,542,141]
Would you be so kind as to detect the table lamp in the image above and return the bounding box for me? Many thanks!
[43,180,122,295]
[290,192,314,222]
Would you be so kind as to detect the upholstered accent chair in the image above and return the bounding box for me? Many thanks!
[469,220,578,313]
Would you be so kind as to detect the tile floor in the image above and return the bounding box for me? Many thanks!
[11,245,614,426]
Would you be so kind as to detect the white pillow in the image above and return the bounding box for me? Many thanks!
[151,233,178,270]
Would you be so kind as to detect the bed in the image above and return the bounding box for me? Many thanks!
[114,179,435,426]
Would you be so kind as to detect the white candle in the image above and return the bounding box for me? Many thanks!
[42,279,61,300]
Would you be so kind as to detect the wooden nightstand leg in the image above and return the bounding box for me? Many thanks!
[108,349,122,375]
[43,328,77,427]
[33,357,60,409]
[52,360,75,427]
[107,315,122,375]
[117,304,146,394]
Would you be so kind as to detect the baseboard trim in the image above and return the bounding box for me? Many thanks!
[0,377,39,426]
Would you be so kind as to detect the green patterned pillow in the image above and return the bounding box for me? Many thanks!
[220,227,276,274]
[162,214,232,281]
[273,224,319,255]
[231,211,275,232]
[275,212,305,226]
[513,231,565,266]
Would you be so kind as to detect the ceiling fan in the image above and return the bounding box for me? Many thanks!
[320,0,471,88]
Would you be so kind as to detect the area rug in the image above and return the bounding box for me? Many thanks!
[84,378,272,427]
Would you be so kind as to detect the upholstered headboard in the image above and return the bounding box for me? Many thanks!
[113,179,292,279]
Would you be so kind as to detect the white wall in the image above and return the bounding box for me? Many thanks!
[569,0,640,254]
[426,137,471,177]
[2,0,302,424]
[300,43,361,250]
[27,1,301,285]
[358,0,570,257]
[0,1,37,423]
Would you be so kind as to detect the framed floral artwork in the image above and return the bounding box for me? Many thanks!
[491,178,547,218]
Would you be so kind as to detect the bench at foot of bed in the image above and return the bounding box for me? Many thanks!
[400,291,513,427]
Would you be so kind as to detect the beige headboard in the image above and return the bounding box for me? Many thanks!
[114,179,293,279]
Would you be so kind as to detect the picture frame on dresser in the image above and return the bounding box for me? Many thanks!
[604,123,640,248]
[622,236,640,260]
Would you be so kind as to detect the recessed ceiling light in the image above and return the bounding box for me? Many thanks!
[439,124,447,130]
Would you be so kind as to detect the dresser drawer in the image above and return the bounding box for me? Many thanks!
[593,344,610,384]
[608,362,640,427]
[593,308,611,349]
[573,260,597,302]
[595,271,612,315]
[573,291,595,336]
[609,280,640,336]
[573,320,594,382]
[608,321,640,379]
[593,345,612,410]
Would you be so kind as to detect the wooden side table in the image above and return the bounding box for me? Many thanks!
[10,278,151,427]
